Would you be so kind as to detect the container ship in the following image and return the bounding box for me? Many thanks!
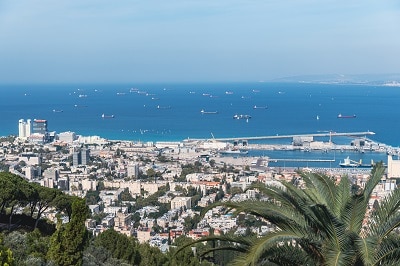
[337,114,356,118]
[201,109,218,114]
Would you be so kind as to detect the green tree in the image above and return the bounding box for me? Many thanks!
[183,163,400,266]
[26,229,50,262]
[0,173,17,214]
[0,236,15,266]
[137,243,167,266]
[166,236,212,266]
[94,229,140,265]
[32,184,59,229]
[53,193,76,222]
[48,199,89,266]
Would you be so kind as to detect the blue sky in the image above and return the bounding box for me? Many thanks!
[0,0,399,83]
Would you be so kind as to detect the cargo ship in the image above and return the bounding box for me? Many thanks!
[233,114,251,120]
[102,114,115,118]
[337,114,356,118]
[339,157,372,168]
[201,109,218,114]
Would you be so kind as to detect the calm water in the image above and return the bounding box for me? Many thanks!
[1,82,399,166]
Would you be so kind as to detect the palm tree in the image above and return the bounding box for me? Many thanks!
[181,163,400,265]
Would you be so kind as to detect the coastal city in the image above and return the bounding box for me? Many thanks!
[2,0,400,265]
[2,117,400,264]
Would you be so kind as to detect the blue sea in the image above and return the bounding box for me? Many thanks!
[1,82,399,167]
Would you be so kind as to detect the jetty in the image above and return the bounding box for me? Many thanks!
[207,131,375,142]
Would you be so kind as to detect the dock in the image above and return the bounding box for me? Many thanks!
[210,131,375,142]
[269,158,336,162]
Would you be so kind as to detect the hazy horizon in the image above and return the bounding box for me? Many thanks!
[1,1,400,84]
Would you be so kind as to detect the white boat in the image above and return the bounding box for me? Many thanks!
[253,105,267,109]
[157,105,171,109]
[102,114,115,118]
[201,109,218,114]
[233,114,251,120]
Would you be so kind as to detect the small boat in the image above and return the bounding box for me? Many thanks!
[102,114,115,119]
[337,114,356,118]
[201,109,218,114]
[225,91,234,95]
[233,114,251,120]
[253,105,267,109]
[316,115,320,120]
[53,109,63,113]
[78,94,87,98]
[74,104,87,108]
[157,105,171,109]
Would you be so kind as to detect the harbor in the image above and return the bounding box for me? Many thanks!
[190,131,399,169]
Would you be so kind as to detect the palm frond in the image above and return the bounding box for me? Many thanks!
[300,171,337,208]
[368,188,400,237]
[174,234,255,256]
[373,233,400,265]
[334,174,351,218]
[354,235,378,266]
[341,193,367,234]
[363,163,385,201]
[236,229,320,266]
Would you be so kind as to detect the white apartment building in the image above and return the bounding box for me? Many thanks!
[170,197,191,210]
[18,119,32,139]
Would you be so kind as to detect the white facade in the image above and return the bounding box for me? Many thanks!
[82,179,98,191]
[19,153,41,165]
[58,131,77,143]
[170,197,191,210]
[388,155,400,178]
[18,119,31,139]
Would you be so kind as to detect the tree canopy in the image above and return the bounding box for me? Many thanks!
[182,163,400,266]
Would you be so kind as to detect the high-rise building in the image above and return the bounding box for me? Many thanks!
[72,147,90,166]
[72,150,81,166]
[33,119,48,134]
[19,119,25,138]
[127,163,139,178]
[18,119,32,139]
[81,148,90,165]
[26,119,31,137]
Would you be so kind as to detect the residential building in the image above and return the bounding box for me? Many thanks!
[170,197,191,210]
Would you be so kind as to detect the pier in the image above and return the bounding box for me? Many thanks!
[269,158,335,163]
[209,131,375,142]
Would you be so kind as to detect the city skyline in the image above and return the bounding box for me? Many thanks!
[1,0,400,84]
